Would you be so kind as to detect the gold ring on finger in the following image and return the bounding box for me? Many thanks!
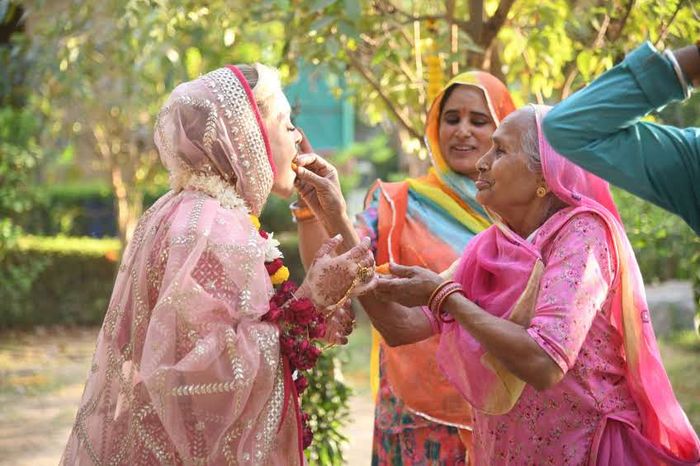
[357,266,373,283]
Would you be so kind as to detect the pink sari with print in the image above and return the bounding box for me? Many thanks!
[436,105,699,464]
[61,66,305,465]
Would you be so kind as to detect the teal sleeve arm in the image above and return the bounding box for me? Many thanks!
[543,42,700,233]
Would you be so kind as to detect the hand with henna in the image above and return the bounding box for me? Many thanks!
[323,299,356,345]
[296,234,377,312]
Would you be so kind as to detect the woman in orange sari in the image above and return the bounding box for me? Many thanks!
[352,72,515,464]
[294,71,515,464]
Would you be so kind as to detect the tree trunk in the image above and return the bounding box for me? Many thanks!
[110,162,143,248]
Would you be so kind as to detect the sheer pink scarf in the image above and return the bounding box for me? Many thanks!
[437,105,700,461]
[61,66,305,465]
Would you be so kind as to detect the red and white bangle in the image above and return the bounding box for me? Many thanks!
[428,280,464,323]
[427,280,455,310]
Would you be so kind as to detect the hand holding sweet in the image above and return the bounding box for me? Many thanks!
[372,263,442,308]
[293,131,348,231]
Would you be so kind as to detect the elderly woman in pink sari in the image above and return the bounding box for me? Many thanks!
[370,105,700,465]
[60,64,375,465]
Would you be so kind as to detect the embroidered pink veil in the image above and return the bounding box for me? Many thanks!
[437,105,699,461]
[61,65,305,465]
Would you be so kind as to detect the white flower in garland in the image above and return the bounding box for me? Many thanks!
[264,233,284,262]
[180,171,288,281]
[182,172,247,211]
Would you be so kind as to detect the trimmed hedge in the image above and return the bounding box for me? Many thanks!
[21,182,296,238]
[0,236,120,328]
[21,183,168,238]
[17,235,122,256]
[0,233,303,329]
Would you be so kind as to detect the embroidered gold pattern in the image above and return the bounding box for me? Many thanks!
[220,330,283,466]
[61,67,294,466]
[204,68,273,215]
[155,95,219,170]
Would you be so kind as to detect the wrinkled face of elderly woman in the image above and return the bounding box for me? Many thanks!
[475,108,546,221]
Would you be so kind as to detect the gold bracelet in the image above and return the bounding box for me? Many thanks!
[324,265,373,316]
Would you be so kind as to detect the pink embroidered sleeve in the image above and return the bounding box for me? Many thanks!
[526,213,615,373]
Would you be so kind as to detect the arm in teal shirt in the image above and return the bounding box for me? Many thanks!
[543,42,700,234]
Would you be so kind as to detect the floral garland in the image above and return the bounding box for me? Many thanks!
[250,214,326,450]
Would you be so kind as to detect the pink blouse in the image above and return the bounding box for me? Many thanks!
[471,213,641,465]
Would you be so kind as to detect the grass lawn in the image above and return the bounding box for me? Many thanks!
[658,331,700,430]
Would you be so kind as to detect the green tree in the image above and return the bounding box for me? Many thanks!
[28,0,287,244]
[0,106,46,324]
[253,0,698,171]
[0,1,47,324]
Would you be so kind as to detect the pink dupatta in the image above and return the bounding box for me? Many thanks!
[437,105,700,462]
[61,66,305,465]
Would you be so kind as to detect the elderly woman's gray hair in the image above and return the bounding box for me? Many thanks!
[520,106,542,174]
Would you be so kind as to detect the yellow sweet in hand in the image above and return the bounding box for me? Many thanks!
[375,263,391,275]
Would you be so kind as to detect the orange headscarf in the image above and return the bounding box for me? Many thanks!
[366,71,516,431]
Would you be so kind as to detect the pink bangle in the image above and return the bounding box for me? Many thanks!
[428,280,455,309]
[429,282,460,311]
[430,282,463,323]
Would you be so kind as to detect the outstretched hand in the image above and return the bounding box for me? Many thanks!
[372,263,442,308]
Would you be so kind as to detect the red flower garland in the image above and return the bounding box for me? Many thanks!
[258,225,326,450]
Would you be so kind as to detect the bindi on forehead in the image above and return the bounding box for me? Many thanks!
[444,86,489,113]
[443,108,491,120]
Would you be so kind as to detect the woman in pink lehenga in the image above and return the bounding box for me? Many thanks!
[368,105,700,465]
[61,64,375,466]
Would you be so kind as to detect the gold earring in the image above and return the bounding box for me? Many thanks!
[536,186,547,197]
